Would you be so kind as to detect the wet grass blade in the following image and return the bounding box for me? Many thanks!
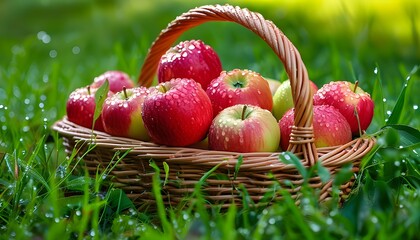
[93,79,109,130]
[387,65,418,125]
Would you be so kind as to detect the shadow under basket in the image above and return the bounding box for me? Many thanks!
[52,4,376,210]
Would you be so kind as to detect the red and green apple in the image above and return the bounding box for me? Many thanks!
[279,105,352,150]
[208,104,280,152]
[313,81,374,136]
[101,86,152,141]
[66,86,112,131]
[206,69,273,116]
[272,79,318,121]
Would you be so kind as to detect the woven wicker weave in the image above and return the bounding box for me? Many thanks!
[53,4,375,209]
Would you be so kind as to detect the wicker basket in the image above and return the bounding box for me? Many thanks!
[53,4,375,209]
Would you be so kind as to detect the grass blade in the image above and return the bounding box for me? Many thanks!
[387,66,418,125]
[93,79,109,130]
[234,155,243,181]
[279,152,308,182]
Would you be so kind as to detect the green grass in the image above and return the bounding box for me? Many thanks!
[1,0,419,239]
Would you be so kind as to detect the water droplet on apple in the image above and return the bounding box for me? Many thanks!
[156,102,161,107]
[225,137,229,142]
[182,52,188,58]
[221,131,226,136]
[326,123,330,127]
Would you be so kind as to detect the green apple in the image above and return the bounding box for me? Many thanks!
[264,77,282,95]
[272,79,318,121]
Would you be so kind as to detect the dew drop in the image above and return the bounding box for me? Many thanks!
[72,46,80,54]
[413,105,418,110]
[309,223,321,232]
[43,74,49,83]
[37,31,51,44]
[49,50,57,58]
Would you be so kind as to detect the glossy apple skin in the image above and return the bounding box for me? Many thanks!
[206,69,273,117]
[208,104,280,152]
[279,105,352,150]
[264,77,282,95]
[313,81,374,135]
[272,79,318,121]
[91,70,135,93]
[102,87,152,141]
[157,40,222,90]
[66,86,112,131]
[142,78,213,146]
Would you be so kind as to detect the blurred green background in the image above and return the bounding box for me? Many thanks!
[1,0,418,80]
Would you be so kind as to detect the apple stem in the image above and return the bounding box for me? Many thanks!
[241,105,247,120]
[87,85,91,95]
[354,106,362,136]
[123,87,128,100]
[353,81,359,93]
[159,85,167,93]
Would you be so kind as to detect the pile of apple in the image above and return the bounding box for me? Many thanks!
[66,40,374,153]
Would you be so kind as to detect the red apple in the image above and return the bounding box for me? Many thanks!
[91,70,135,93]
[101,87,152,141]
[272,79,318,121]
[206,69,273,116]
[141,78,213,146]
[158,39,222,90]
[66,86,112,131]
[208,104,280,152]
[313,81,374,135]
[279,105,352,150]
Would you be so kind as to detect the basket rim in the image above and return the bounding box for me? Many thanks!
[52,117,376,172]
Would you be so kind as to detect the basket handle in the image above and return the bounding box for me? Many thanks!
[138,4,318,166]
